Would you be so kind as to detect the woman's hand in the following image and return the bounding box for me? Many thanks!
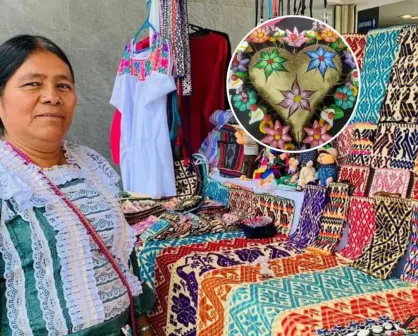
[136,315,154,336]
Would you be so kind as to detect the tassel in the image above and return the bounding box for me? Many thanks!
[310,0,313,17]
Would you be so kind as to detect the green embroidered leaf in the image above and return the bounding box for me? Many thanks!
[264,65,273,80]
[235,71,248,79]
[271,49,280,58]
[260,52,270,61]
[271,62,287,72]
[254,60,268,69]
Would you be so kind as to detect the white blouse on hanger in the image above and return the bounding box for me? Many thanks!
[110,32,176,198]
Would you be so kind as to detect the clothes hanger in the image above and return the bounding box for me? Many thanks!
[133,0,156,48]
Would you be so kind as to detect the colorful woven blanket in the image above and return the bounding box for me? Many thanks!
[137,231,244,289]
[401,201,418,283]
[338,196,376,261]
[272,287,418,336]
[369,168,412,198]
[347,122,377,166]
[223,266,411,336]
[148,236,283,336]
[350,26,405,124]
[337,165,370,197]
[197,253,340,336]
[165,242,300,336]
[353,194,413,279]
[288,184,328,249]
[307,183,351,255]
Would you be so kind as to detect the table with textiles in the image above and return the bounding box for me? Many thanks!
[126,25,418,336]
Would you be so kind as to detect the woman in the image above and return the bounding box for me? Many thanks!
[0,35,155,335]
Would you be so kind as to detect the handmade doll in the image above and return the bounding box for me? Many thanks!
[277,157,300,187]
[235,128,260,180]
[296,160,316,191]
[253,149,269,180]
[316,147,338,187]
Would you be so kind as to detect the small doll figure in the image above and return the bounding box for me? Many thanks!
[253,149,269,180]
[296,160,316,191]
[316,146,338,187]
[277,157,300,187]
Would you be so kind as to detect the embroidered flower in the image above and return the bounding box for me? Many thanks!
[306,46,337,78]
[320,28,339,43]
[260,115,274,134]
[321,105,344,127]
[343,50,356,68]
[118,58,130,74]
[231,52,250,73]
[229,74,244,90]
[250,28,269,43]
[254,49,287,80]
[268,28,286,43]
[334,86,356,109]
[284,27,308,47]
[232,90,257,112]
[261,120,292,149]
[172,293,196,327]
[303,120,333,147]
[279,79,315,118]
[237,40,249,52]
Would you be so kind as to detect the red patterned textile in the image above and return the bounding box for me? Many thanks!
[342,34,367,70]
[273,287,418,336]
[338,165,370,197]
[148,236,280,335]
[338,197,376,261]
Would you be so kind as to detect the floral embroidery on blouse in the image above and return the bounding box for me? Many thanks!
[117,32,172,81]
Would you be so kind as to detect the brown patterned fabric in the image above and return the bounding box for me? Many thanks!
[347,123,377,167]
[379,26,418,124]
[352,194,413,279]
[338,165,370,197]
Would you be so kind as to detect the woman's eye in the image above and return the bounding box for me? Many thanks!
[57,83,72,90]
[24,82,41,87]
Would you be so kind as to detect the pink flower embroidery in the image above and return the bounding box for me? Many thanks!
[303,120,333,147]
[279,79,315,118]
[118,59,130,73]
[261,120,292,149]
[160,58,169,70]
[284,27,309,47]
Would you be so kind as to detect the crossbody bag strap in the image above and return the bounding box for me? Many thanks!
[7,143,138,336]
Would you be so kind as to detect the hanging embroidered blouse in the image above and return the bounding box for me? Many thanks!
[110,32,176,198]
[0,141,151,335]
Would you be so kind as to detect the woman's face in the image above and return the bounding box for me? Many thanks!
[0,50,77,143]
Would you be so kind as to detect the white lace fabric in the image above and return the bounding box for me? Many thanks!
[0,140,142,335]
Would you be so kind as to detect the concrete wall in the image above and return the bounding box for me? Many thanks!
[0,0,334,163]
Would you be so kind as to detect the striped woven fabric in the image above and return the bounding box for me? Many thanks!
[307,183,351,255]
[342,34,367,70]
[401,201,418,283]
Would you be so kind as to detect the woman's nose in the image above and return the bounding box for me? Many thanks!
[40,87,63,105]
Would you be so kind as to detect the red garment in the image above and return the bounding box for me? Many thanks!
[181,32,229,154]
[110,37,150,165]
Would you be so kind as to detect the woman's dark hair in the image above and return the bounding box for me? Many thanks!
[0,35,75,130]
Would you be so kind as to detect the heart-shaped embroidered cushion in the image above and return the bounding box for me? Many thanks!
[228,16,359,151]
[249,45,342,143]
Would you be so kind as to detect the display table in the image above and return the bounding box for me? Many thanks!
[209,171,305,234]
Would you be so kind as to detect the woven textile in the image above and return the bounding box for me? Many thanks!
[346,123,377,166]
[389,123,418,171]
[338,197,376,261]
[353,195,413,279]
[174,159,201,201]
[137,231,244,289]
[369,168,412,197]
[224,266,411,336]
[333,124,354,165]
[228,188,256,217]
[148,236,282,336]
[350,26,404,124]
[371,123,397,169]
[307,183,351,255]
[337,165,370,196]
[197,254,339,336]
[413,176,418,200]
[165,242,300,336]
[401,202,418,283]
[253,194,295,239]
[272,287,418,336]
[342,34,367,70]
[288,184,328,249]
[380,26,418,124]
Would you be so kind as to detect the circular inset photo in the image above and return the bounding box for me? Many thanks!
[227,16,361,153]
